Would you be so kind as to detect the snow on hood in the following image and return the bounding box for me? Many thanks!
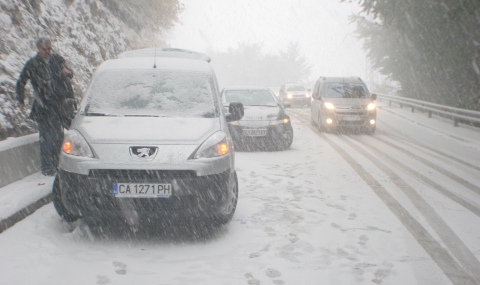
[74,116,220,145]
[242,106,280,121]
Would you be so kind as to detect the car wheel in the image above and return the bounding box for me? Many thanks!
[214,172,238,225]
[52,176,82,223]
[282,129,293,150]
[310,115,317,126]
[317,115,325,132]
[367,125,376,135]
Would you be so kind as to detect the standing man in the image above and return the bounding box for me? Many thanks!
[16,38,75,176]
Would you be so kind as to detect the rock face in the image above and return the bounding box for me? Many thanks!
[0,0,173,140]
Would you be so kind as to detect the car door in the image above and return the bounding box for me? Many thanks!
[279,85,285,102]
[310,81,321,122]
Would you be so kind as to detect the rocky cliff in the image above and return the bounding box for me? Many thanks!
[0,0,179,140]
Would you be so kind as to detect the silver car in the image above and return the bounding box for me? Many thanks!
[52,52,244,226]
[310,77,377,134]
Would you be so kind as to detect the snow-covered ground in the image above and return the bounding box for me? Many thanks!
[1,102,480,285]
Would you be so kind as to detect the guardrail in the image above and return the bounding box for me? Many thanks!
[375,93,480,127]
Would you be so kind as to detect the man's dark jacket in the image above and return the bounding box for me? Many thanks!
[16,53,75,125]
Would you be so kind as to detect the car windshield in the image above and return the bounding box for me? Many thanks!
[324,83,368,99]
[224,90,277,106]
[84,70,217,118]
[286,85,306,91]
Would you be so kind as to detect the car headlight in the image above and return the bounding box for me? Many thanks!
[324,102,335,110]
[192,131,229,159]
[305,93,311,98]
[62,129,94,158]
[270,118,290,125]
[228,121,240,125]
[367,103,376,110]
[286,93,293,99]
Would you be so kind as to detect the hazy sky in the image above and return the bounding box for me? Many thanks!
[166,0,367,83]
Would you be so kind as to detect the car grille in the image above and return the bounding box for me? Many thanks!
[88,169,196,181]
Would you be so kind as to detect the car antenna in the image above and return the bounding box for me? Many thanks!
[153,45,157,68]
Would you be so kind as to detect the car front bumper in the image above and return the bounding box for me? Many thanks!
[228,122,292,146]
[321,110,376,128]
[58,168,234,219]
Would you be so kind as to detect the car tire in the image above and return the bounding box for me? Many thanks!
[53,176,81,223]
[317,115,325,132]
[310,115,317,126]
[214,172,238,225]
[367,125,376,135]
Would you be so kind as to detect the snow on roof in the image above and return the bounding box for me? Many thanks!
[117,48,211,62]
[95,57,214,74]
[318,77,365,83]
[223,86,271,91]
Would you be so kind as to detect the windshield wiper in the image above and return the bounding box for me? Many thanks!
[84,112,120,116]
[123,114,162,117]
[247,104,278,107]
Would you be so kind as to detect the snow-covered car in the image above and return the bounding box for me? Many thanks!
[222,87,293,151]
[278,83,311,107]
[52,51,244,226]
[310,77,377,134]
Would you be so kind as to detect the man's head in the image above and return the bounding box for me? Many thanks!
[36,38,52,59]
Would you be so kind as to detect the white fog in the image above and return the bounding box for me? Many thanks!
[1,1,480,285]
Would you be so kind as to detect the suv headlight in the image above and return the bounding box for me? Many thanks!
[286,93,293,99]
[62,129,94,158]
[324,102,335,110]
[192,131,229,159]
[367,103,376,110]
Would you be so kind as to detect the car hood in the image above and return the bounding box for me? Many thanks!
[241,106,281,121]
[73,116,220,145]
[289,91,307,95]
[323,98,370,108]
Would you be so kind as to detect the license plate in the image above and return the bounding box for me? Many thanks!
[113,183,172,198]
[342,116,362,121]
[243,129,267,136]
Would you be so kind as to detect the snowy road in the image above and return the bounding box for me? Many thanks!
[1,104,480,285]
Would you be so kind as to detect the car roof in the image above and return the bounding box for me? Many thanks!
[318,77,365,83]
[223,86,271,91]
[95,57,214,74]
[284,83,305,86]
[117,48,211,62]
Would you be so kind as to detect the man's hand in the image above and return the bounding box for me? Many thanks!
[61,68,71,75]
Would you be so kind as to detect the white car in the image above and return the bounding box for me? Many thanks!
[52,50,244,226]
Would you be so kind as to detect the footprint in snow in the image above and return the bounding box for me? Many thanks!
[113,261,127,275]
[96,275,110,285]
[358,235,369,246]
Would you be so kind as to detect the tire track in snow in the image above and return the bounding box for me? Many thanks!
[373,136,480,196]
[350,136,480,218]
[290,109,480,285]
[380,131,480,173]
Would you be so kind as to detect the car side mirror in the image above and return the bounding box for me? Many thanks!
[371,93,377,101]
[226,102,244,122]
[283,102,291,108]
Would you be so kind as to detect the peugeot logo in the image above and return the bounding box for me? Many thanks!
[129,146,158,160]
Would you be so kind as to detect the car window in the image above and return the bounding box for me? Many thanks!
[286,85,306,91]
[84,70,218,118]
[224,90,277,106]
[324,83,368,99]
